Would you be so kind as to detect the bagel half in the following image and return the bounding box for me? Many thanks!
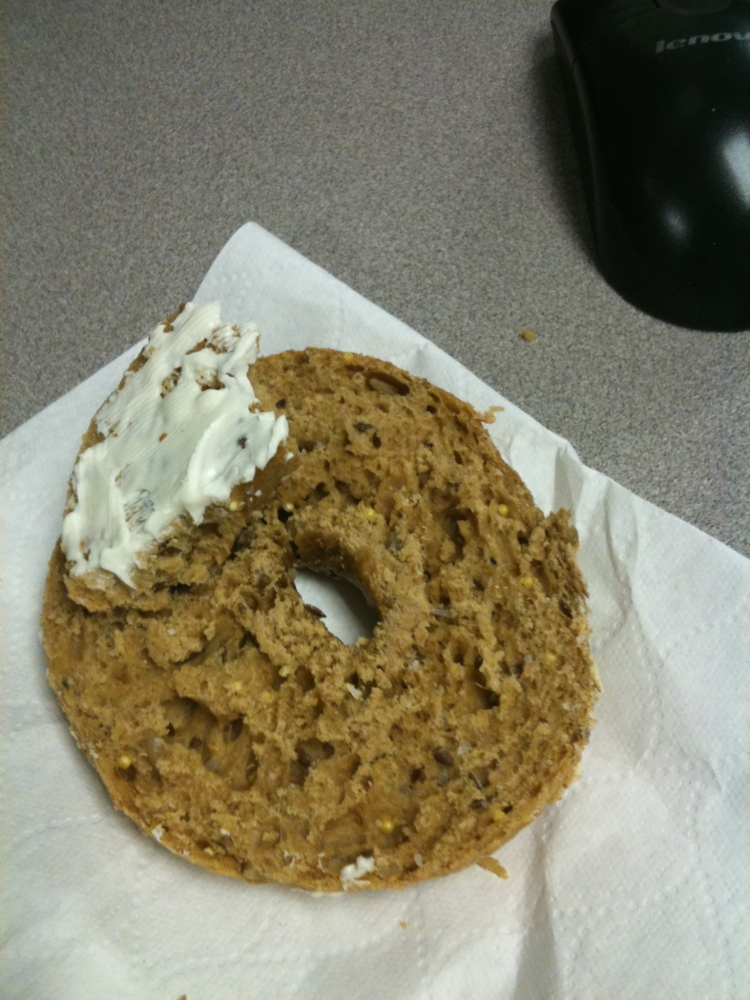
[43,333,599,891]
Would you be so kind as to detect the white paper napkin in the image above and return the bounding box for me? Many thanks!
[1,223,748,1000]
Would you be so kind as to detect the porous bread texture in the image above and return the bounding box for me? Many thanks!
[43,346,599,892]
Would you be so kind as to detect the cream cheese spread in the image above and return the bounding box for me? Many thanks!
[339,853,375,889]
[61,301,288,587]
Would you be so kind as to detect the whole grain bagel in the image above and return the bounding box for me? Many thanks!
[43,331,599,891]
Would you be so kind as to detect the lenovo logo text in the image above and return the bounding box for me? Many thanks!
[656,31,750,53]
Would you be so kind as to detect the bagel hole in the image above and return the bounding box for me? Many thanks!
[293,569,379,645]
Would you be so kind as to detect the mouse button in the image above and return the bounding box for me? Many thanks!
[604,0,659,20]
[551,0,599,58]
[551,0,621,56]
[656,0,730,12]
[605,0,657,12]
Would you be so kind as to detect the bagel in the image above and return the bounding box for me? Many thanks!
[43,304,599,892]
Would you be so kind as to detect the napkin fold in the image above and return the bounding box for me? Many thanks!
[1,223,747,1000]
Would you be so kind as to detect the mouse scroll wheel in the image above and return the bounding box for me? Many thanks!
[656,0,730,12]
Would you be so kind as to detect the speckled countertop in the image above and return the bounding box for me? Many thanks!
[2,0,747,554]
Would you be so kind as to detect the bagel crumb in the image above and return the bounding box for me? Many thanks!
[480,405,504,424]
[477,856,509,879]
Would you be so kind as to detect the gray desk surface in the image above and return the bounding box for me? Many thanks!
[2,0,748,556]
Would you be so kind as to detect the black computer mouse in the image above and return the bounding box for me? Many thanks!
[551,0,750,331]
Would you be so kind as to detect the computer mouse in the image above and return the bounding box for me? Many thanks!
[551,0,750,331]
